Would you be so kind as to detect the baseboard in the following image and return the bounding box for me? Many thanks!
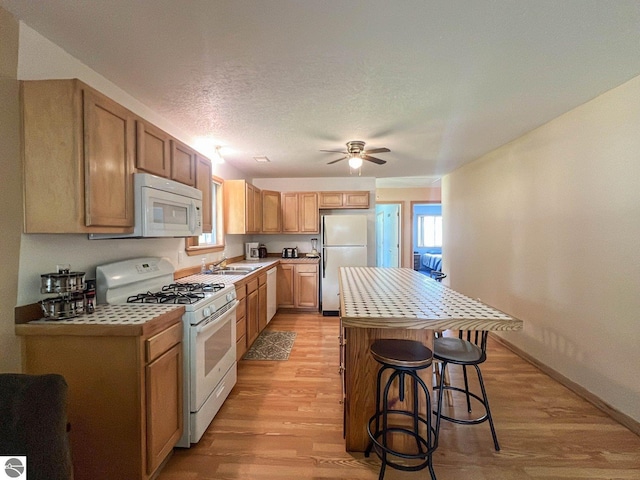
[490,333,640,437]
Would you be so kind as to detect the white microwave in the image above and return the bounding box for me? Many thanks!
[90,173,203,239]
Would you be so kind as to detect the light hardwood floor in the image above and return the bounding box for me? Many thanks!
[157,312,640,480]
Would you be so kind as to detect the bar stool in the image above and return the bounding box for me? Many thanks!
[365,339,437,480]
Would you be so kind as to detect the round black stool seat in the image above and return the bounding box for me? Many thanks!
[365,339,438,480]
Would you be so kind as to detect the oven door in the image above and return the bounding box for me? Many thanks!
[189,300,238,412]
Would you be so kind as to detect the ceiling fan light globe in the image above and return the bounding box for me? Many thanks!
[348,156,363,169]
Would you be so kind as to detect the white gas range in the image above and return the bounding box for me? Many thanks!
[96,257,238,447]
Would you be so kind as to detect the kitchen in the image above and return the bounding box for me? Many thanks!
[2,2,640,480]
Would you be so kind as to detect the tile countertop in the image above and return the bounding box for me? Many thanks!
[180,257,319,285]
[16,304,185,337]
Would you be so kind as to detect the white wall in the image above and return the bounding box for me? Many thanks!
[443,74,640,422]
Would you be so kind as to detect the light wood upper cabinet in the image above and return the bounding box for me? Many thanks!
[262,190,282,233]
[281,192,319,234]
[319,191,370,209]
[299,192,319,232]
[170,140,197,186]
[22,79,135,233]
[223,180,261,234]
[195,155,212,233]
[83,88,135,228]
[247,183,262,233]
[135,119,171,177]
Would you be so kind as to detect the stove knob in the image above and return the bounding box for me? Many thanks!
[202,307,211,318]
[226,293,233,302]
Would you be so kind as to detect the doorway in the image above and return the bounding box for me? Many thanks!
[375,203,401,267]
[411,202,442,276]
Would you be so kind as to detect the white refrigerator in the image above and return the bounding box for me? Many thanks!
[321,214,368,313]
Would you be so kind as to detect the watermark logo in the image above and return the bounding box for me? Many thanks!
[0,457,26,479]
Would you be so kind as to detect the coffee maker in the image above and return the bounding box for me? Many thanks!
[245,242,260,261]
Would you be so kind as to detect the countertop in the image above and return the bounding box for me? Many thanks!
[15,304,185,337]
[339,267,523,331]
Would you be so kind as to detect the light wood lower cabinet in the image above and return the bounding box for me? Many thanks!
[22,79,135,233]
[18,312,184,480]
[277,262,319,311]
[246,278,259,345]
[235,283,247,360]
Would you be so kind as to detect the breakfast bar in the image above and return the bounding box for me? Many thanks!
[338,267,523,452]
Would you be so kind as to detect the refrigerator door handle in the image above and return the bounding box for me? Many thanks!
[322,250,327,278]
[322,216,326,244]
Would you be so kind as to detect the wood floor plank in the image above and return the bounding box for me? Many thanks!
[157,311,640,480]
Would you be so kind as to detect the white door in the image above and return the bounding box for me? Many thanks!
[322,215,368,246]
[321,246,367,311]
[375,203,401,267]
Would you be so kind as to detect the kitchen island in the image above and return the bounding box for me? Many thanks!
[338,267,523,452]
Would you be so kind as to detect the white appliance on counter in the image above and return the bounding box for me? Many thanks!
[90,173,203,239]
[96,257,237,447]
[245,242,260,261]
[321,214,368,314]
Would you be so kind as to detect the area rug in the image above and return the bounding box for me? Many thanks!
[243,330,297,361]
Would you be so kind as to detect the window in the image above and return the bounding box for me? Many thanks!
[417,214,442,248]
[186,176,224,255]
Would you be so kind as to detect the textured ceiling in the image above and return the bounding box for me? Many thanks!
[3,0,640,181]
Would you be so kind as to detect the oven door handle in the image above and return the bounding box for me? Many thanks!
[195,300,238,334]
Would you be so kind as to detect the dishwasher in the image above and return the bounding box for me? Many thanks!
[266,267,277,323]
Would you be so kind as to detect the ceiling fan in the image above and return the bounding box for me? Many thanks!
[321,141,390,169]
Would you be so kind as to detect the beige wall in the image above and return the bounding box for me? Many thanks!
[443,74,640,422]
[0,7,22,372]
[376,187,441,268]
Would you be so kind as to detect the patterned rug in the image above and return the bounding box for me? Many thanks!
[242,330,297,361]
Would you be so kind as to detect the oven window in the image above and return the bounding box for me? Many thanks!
[152,202,188,225]
[204,320,232,376]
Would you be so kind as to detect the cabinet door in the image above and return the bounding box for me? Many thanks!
[281,192,299,233]
[235,284,248,360]
[83,88,135,228]
[299,192,319,233]
[136,119,170,177]
[344,191,370,208]
[319,192,344,208]
[146,343,183,474]
[276,264,295,308]
[258,282,267,332]
[262,190,282,233]
[247,288,259,345]
[195,155,213,233]
[295,264,319,309]
[253,186,263,233]
[223,180,248,234]
[170,140,196,186]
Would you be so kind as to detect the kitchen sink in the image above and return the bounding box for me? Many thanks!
[211,270,250,276]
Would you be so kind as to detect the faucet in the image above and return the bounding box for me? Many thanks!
[209,254,227,271]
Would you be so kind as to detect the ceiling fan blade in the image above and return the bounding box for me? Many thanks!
[363,147,390,154]
[320,149,348,154]
[362,155,387,165]
[327,156,347,165]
